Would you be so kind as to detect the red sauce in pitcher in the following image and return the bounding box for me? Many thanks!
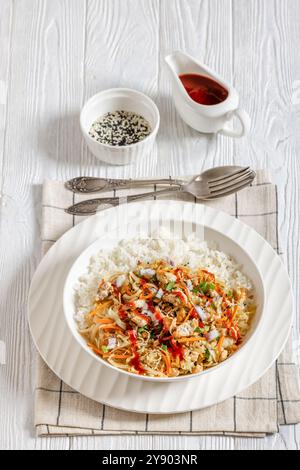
[179,73,228,106]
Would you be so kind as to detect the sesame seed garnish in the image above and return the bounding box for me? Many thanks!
[89,110,152,146]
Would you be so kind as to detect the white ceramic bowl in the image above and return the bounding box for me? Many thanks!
[63,224,265,383]
[80,88,160,165]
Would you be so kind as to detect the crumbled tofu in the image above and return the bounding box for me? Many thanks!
[174,322,194,337]
[195,305,209,322]
[97,281,113,300]
[130,313,148,327]
[163,293,182,306]
[221,350,228,361]
[155,288,164,299]
[190,351,200,362]
[115,275,126,288]
[107,337,117,350]
[140,268,156,278]
[223,337,234,349]
[134,299,146,309]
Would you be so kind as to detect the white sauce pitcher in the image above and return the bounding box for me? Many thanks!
[165,51,250,138]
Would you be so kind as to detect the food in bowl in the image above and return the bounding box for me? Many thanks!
[89,110,152,146]
[75,235,256,378]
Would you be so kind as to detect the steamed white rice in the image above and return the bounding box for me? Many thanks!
[75,230,253,329]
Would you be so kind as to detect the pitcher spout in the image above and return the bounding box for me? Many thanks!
[165,50,198,76]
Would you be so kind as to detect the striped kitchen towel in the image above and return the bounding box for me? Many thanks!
[34,170,300,437]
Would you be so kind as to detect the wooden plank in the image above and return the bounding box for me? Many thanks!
[157,0,235,177]
[231,0,300,449]
[81,0,160,175]
[0,0,86,450]
[0,0,12,186]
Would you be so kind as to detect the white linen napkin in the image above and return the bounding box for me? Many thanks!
[34,170,300,437]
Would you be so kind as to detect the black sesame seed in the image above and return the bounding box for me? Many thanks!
[89,110,152,146]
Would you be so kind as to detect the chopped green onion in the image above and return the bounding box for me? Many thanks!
[138,327,148,334]
[194,327,204,334]
[227,290,233,299]
[166,281,175,291]
[205,348,210,360]
[202,282,215,294]
[101,345,109,353]
[193,282,215,295]
[161,344,168,351]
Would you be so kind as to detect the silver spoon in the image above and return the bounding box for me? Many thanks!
[65,166,255,216]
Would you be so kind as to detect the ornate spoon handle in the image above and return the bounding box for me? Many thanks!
[65,186,181,215]
[65,176,184,193]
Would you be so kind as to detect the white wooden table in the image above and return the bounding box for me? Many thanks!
[0,0,299,450]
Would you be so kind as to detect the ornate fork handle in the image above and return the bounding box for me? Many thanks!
[65,186,181,215]
[65,176,183,193]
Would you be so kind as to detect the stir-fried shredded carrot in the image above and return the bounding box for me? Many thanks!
[103,353,130,359]
[98,324,123,332]
[177,337,202,343]
[124,285,135,296]
[89,300,112,316]
[184,306,196,322]
[217,335,225,351]
[231,305,239,322]
[94,318,114,324]
[87,343,103,355]
[161,350,171,375]
[140,292,153,300]
[111,353,130,359]
[79,258,255,378]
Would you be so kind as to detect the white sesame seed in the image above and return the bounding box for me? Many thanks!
[89,110,152,146]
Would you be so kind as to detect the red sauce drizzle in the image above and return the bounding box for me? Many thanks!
[154,309,164,324]
[174,268,182,281]
[179,73,228,106]
[128,330,144,374]
[160,335,172,343]
[168,338,184,361]
[147,302,164,324]
[189,308,199,320]
[135,311,151,325]
[172,290,187,305]
[118,307,127,321]
[146,301,155,312]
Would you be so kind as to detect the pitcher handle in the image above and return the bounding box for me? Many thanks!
[219,109,251,138]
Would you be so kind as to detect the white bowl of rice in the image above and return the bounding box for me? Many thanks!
[80,88,160,165]
[63,228,265,382]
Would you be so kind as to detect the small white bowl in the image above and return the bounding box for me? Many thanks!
[80,88,160,165]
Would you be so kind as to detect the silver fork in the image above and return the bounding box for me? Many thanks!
[65,166,255,216]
